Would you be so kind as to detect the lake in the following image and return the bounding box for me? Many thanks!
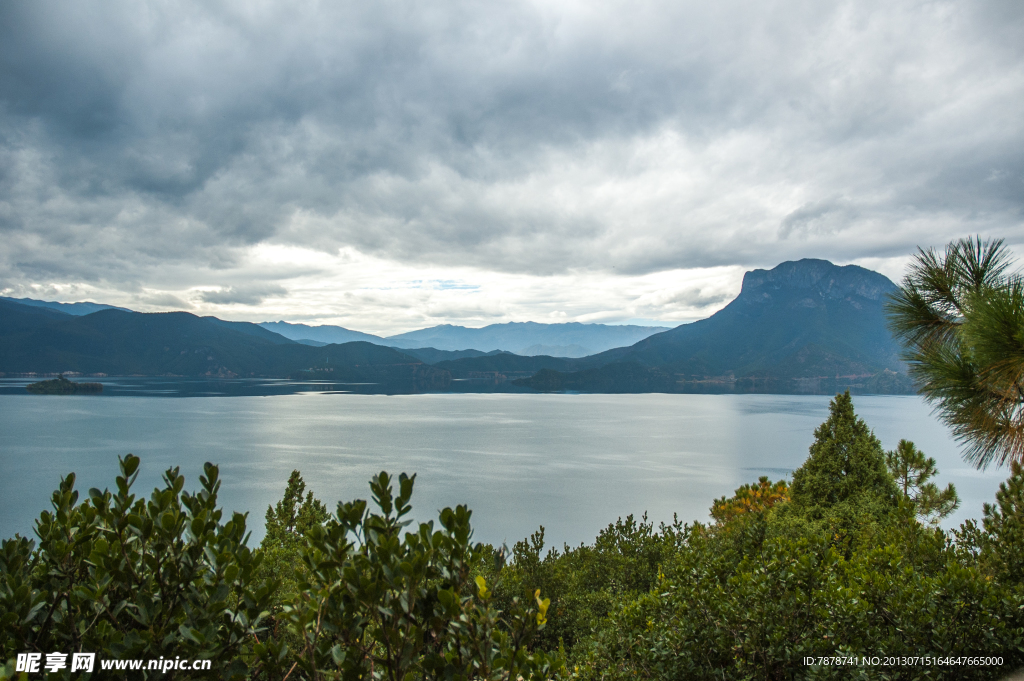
[0,387,1011,550]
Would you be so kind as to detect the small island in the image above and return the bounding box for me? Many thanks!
[25,374,103,395]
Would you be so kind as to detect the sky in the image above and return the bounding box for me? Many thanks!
[1,0,1022,336]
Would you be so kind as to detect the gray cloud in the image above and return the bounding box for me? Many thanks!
[663,287,731,308]
[779,198,860,240]
[138,293,192,309]
[1,0,1023,308]
[198,284,288,306]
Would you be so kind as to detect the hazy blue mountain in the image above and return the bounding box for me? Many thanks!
[207,318,296,344]
[518,259,913,393]
[259,321,386,345]
[0,301,447,388]
[1,297,132,315]
[385,321,669,355]
[518,344,592,357]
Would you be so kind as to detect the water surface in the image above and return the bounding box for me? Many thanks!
[0,392,1009,550]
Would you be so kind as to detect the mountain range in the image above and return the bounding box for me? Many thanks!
[258,320,668,357]
[0,258,915,393]
[0,297,131,316]
[514,259,912,393]
[0,300,449,390]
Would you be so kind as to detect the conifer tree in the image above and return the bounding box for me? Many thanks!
[886,236,1024,469]
[258,471,330,605]
[789,392,899,524]
[981,462,1024,583]
[262,470,330,548]
[885,439,959,525]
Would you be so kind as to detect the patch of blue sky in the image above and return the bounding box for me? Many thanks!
[418,280,481,290]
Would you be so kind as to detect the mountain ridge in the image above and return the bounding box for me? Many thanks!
[2,258,915,394]
[383,321,669,356]
[1,297,133,316]
[0,302,449,390]
[516,259,912,393]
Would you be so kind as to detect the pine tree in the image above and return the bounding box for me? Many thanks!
[885,439,959,525]
[981,462,1024,583]
[886,236,1024,469]
[789,392,899,523]
[263,470,330,547]
[258,471,330,603]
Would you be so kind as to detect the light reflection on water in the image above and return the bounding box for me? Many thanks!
[0,391,1009,550]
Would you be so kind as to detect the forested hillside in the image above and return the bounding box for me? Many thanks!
[0,300,448,388]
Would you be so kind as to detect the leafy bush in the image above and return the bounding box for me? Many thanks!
[570,393,1024,680]
[0,455,273,680]
[253,471,563,681]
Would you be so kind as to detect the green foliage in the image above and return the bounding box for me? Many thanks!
[784,392,899,542]
[24,374,102,394]
[494,517,684,659]
[575,520,1024,680]
[886,439,960,525]
[886,236,1024,468]
[978,461,1024,584]
[258,471,330,602]
[254,471,563,681]
[569,394,1024,680]
[253,471,331,675]
[711,476,789,525]
[0,455,274,680]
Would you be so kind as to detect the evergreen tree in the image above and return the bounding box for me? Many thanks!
[886,439,959,525]
[788,392,899,527]
[262,470,330,549]
[981,462,1024,583]
[257,471,329,607]
[886,236,1024,468]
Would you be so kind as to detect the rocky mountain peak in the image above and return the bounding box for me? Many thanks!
[739,258,896,301]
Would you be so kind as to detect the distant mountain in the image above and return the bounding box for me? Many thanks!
[1,259,917,394]
[1,297,132,315]
[261,319,668,358]
[400,348,503,364]
[434,352,581,379]
[0,300,448,389]
[518,344,592,357]
[259,321,386,345]
[385,322,669,356]
[207,318,297,345]
[0,298,71,333]
[517,259,913,393]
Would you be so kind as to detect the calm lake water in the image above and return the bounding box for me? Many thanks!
[0,389,1011,550]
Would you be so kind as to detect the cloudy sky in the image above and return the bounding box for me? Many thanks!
[1,0,1022,335]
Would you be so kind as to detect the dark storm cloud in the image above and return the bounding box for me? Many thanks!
[1,0,1023,290]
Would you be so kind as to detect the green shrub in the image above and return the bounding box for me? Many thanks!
[0,455,273,680]
[254,471,564,681]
